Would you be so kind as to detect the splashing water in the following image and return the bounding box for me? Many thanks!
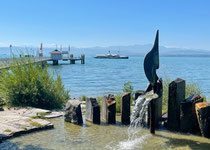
[107,92,157,150]
[128,93,152,141]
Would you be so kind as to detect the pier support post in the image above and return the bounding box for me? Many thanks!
[53,60,58,65]
[70,60,75,64]
[70,54,75,64]
[168,78,185,131]
[121,92,130,125]
[81,54,85,64]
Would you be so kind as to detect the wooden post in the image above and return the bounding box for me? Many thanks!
[70,60,75,64]
[150,99,155,134]
[121,92,130,125]
[86,97,100,124]
[53,60,58,65]
[101,94,116,124]
[81,54,85,64]
[168,78,185,131]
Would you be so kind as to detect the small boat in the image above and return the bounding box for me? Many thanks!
[94,51,129,59]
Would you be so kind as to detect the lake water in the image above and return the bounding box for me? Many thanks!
[1,56,210,150]
[1,117,210,150]
[48,56,210,100]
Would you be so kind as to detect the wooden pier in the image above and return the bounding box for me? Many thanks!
[0,54,85,69]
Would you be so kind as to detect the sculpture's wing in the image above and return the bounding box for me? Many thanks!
[143,30,159,87]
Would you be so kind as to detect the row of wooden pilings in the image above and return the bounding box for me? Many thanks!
[65,93,132,126]
[64,78,210,137]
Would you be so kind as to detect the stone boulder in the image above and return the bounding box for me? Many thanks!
[65,100,83,125]
[86,97,100,124]
[101,94,116,124]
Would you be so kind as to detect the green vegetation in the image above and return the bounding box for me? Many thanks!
[95,81,134,113]
[115,93,122,113]
[0,57,70,109]
[96,96,103,110]
[37,112,50,118]
[81,95,87,101]
[30,121,43,127]
[4,129,12,132]
[20,126,27,130]
[122,81,134,103]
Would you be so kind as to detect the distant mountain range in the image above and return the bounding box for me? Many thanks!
[0,44,210,57]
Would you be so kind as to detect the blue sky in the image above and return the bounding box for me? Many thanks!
[0,0,210,50]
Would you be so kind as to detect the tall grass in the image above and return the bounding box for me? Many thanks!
[0,57,70,109]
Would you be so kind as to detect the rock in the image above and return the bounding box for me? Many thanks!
[101,94,116,124]
[195,102,210,138]
[180,94,203,133]
[65,100,83,125]
[168,78,185,131]
[121,92,131,125]
[86,97,100,124]
[44,112,64,119]
[0,108,54,142]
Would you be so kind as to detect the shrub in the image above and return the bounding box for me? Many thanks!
[0,57,70,109]
[115,93,122,113]
[122,81,134,103]
[81,95,86,101]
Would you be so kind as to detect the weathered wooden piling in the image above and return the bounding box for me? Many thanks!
[180,95,203,133]
[195,102,210,138]
[65,100,83,125]
[147,80,163,129]
[101,94,116,124]
[81,54,85,64]
[86,97,100,124]
[121,92,130,125]
[53,60,58,65]
[168,78,185,131]
[149,99,156,134]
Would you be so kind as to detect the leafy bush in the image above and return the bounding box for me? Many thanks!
[115,93,122,113]
[122,81,134,103]
[0,57,70,109]
[81,95,87,101]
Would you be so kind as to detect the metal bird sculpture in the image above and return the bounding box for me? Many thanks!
[144,30,159,90]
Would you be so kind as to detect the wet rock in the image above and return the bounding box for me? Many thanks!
[86,97,100,124]
[65,100,83,125]
[195,102,210,138]
[101,94,116,124]
[180,94,203,133]
[168,78,185,131]
[121,92,131,125]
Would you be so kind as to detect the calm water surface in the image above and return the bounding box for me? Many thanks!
[0,117,210,150]
[1,56,210,150]
[49,56,210,100]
